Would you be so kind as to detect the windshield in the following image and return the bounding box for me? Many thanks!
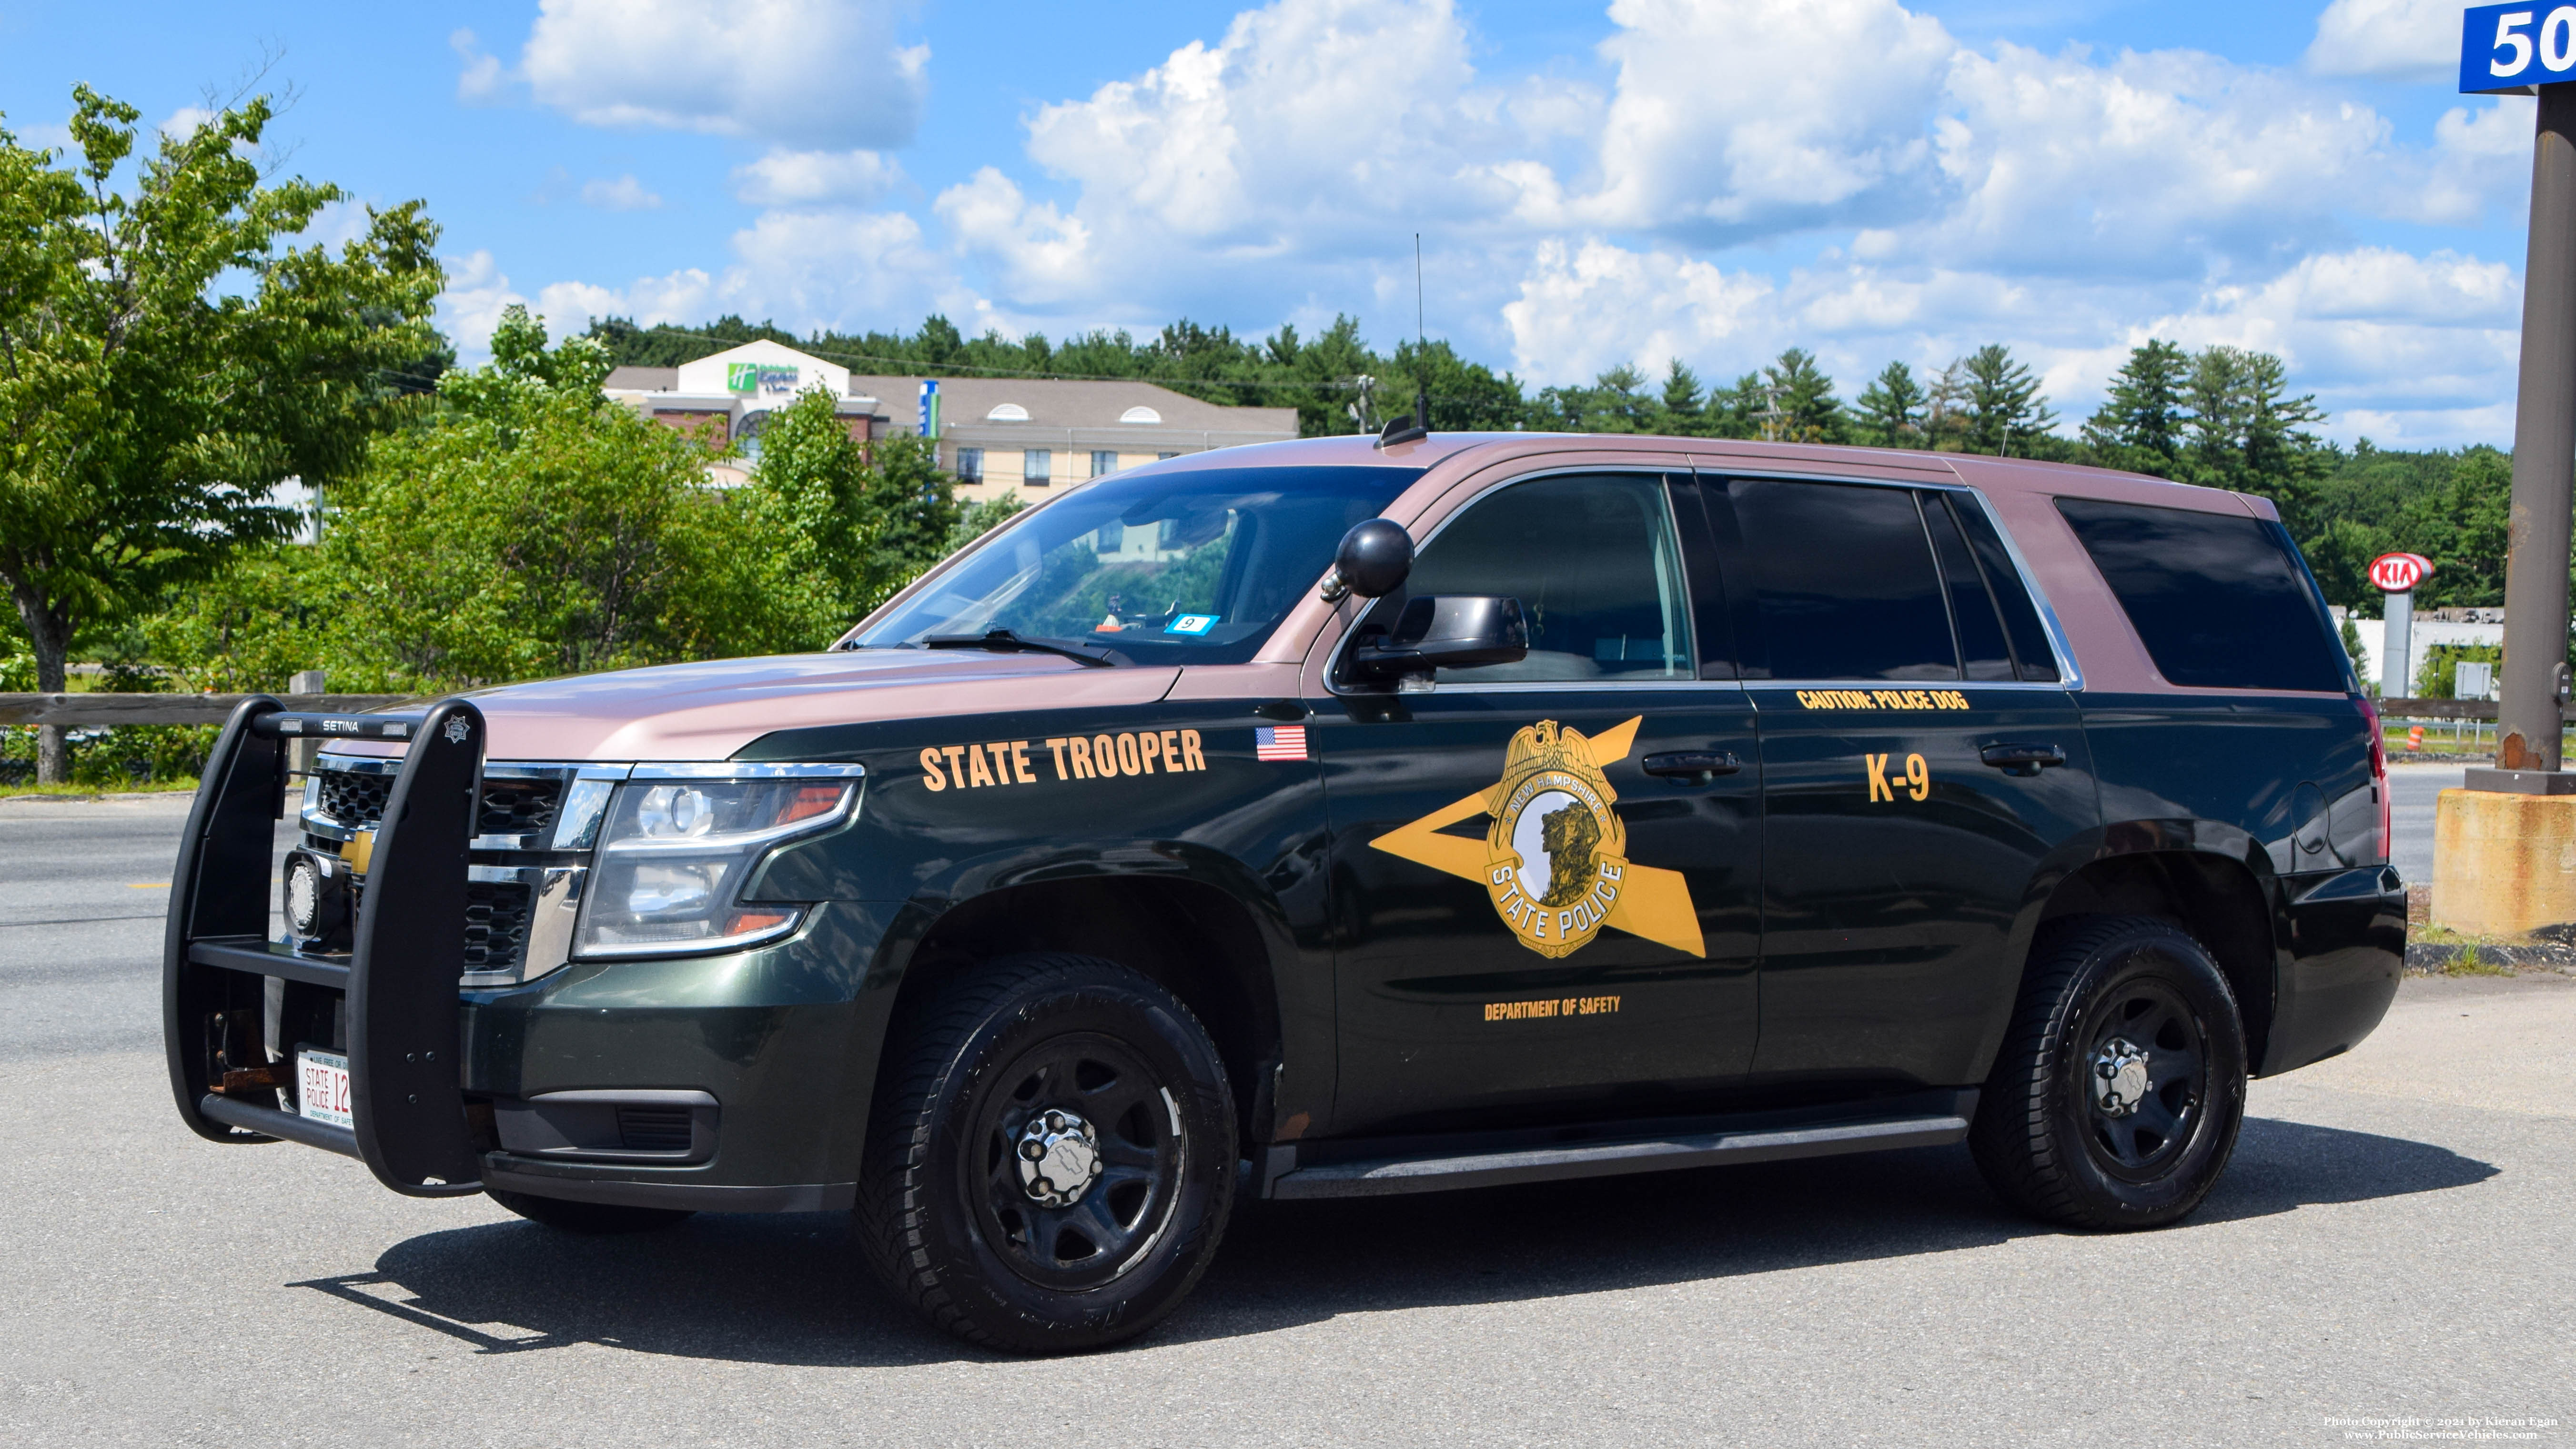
[849,463,1425,664]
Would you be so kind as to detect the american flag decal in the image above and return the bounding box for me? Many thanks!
[1254,725,1309,762]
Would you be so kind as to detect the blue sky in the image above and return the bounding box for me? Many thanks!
[0,0,2533,445]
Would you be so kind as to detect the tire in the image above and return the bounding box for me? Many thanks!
[858,953,1238,1354]
[486,1188,697,1235]
[1970,915,2248,1230]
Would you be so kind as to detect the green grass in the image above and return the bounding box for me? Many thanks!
[2443,946,2516,977]
[0,778,199,799]
[2382,723,2576,757]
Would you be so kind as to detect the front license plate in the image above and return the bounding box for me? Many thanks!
[298,1048,352,1129]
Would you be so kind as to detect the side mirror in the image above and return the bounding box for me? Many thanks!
[1321,518,1413,601]
[1351,595,1528,680]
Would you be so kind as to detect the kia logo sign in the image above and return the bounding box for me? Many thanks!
[2370,552,2434,593]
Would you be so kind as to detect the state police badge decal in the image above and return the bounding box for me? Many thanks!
[1372,716,1705,959]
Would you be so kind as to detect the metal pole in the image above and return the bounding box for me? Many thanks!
[2492,85,2576,784]
[2383,588,2413,698]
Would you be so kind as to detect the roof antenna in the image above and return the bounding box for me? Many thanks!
[1377,234,1431,449]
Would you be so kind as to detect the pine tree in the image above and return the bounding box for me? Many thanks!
[1661,360,1707,434]
[2082,339,2189,475]
[1853,362,1927,448]
[1959,345,2054,455]
[2187,346,2328,527]
[1759,348,1845,443]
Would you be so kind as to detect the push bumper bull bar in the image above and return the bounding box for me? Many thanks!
[163,694,489,1197]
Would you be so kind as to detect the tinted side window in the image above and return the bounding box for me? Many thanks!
[1726,479,1956,681]
[1950,496,2061,682]
[1403,473,1693,681]
[1921,495,2015,682]
[2055,497,2347,693]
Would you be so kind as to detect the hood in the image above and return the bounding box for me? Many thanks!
[323,651,1182,763]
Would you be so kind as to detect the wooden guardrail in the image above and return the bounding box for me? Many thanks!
[0,694,414,727]
[1,692,2559,728]
[2372,697,2576,721]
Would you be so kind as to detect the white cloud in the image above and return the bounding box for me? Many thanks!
[1502,239,1776,382]
[1585,0,1952,237]
[579,174,664,211]
[2305,0,2459,81]
[518,0,929,149]
[451,29,504,103]
[436,250,527,358]
[732,149,904,206]
[479,0,2536,446]
[1922,44,2398,279]
[157,106,214,139]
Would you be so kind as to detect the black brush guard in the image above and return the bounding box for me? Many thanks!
[163,695,487,1197]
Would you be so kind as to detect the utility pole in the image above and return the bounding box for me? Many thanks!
[2485,81,2576,788]
[2435,9,2576,937]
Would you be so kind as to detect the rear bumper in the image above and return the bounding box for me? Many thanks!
[2263,864,2406,1077]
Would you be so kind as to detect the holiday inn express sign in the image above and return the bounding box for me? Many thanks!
[726,362,800,394]
[2463,3,2576,91]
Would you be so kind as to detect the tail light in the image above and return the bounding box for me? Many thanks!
[2355,694,2390,864]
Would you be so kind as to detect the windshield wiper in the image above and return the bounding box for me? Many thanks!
[922,628,1126,668]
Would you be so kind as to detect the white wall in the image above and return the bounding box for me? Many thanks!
[2334,606,2503,695]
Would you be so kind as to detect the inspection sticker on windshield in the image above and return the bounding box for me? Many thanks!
[1164,614,1220,635]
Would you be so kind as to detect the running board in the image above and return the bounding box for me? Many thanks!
[1265,1100,1975,1200]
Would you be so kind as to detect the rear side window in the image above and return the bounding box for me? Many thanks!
[1920,496,2016,682]
[1724,479,1956,681]
[2054,497,2347,693]
[1949,496,2061,682]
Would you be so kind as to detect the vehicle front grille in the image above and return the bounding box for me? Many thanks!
[318,769,564,841]
[463,879,533,973]
[616,1106,695,1153]
[336,877,532,977]
[317,771,392,828]
[478,778,561,838]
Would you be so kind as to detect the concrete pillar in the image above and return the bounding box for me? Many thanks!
[287,669,325,779]
[2431,789,2576,936]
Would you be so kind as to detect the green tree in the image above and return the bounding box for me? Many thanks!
[1660,361,1708,435]
[1853,362,1927,448]
[2184,345,2328,527]
[0,87,443,779]
[1957,345,2055,455]
[949,492,1028,554]
[441,303,613,425]
[1760,348,1846,443]
[2401,446,2512,611]
[316,389,756,690]
[1536,364,1658,433]
[2081,339,2190,473]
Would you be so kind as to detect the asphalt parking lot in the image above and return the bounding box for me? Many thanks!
[1,791,2567,1448]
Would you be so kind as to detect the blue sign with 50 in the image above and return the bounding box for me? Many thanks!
[2464,3,2576,93]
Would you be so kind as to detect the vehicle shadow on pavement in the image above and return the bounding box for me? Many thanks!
[314,1116,2493,1364]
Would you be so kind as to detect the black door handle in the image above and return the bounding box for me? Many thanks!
[1643,751,1742,779]
[1980,743,2066,776]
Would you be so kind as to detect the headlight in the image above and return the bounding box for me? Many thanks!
[573,770,860,958]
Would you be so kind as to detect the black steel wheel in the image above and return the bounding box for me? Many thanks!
[486,1187,696,1234]
[1970,915,2247,1230]
[969,1032,1187,1293]
[859,953,1236,1354]
[2075,976,2207,1181]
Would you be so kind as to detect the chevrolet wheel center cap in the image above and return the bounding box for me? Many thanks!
[1015,1109,1105,1207]
[2093,1037,2152,1117]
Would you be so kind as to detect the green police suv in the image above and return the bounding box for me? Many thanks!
[166,432,2402,1352]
